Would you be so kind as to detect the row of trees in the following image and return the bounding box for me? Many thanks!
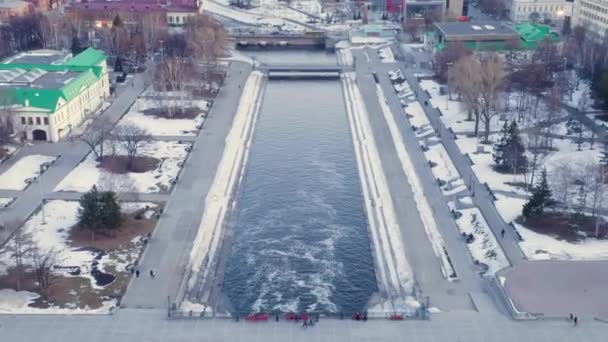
[80,119,151,172]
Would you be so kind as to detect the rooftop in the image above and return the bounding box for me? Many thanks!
[514,23,560,43]
[0,0,31,9]
[2,49,71,65]
[435,21,517,37]
[64,47,106,67]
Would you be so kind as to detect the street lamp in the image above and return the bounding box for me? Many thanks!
[38,164,46,225]
[446,62,453,111]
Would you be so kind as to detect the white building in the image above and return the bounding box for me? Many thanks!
[0,48,110,142]
[573,0,608,37]
[508,0,572,23]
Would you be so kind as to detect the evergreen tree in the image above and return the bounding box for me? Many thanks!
[77,186,122,239]
[522,169,553,219]
[78,186,104,239]
[493,121,527,173]
[100,191,122,230]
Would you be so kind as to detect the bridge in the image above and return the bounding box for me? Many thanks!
[259,63,353,79]
[231,31,328,48]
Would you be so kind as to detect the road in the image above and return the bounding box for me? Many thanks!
[1,308,607,342]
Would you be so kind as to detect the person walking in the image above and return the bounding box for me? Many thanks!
[501,229,505,238]
[150,269,155,278]
[302,320,308,328]
[135,270,140,278]
[574,316,578,326]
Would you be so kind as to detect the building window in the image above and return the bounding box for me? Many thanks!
[20,117,25,125]
[36,117,41,125]
[27,117,33,125]
[169,16,173,23]
[176,16,180,23]
[44,117,49,125]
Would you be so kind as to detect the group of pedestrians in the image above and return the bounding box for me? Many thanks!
[130,268,155,278]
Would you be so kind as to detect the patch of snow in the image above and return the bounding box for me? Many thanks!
[428,306,441,313]
[55,141,190,193]
[425,144,460,183]
[0,201,155,313]
[378,46,395,63]
[0,155,57,191]
[0,197,14,208]
[376,84,456,281]
[516,222,608,260]
[0,289,116,314]
[116,97,208,136]
[454,204,510,276]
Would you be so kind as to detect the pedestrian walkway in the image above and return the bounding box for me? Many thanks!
[120,61,251,309]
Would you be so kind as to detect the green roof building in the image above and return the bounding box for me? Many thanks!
[427,22,561,52]
[0,48,110,142]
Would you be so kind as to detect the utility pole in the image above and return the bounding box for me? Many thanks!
[38,165,46,225]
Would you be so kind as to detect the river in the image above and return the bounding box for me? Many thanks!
[223,52,376,315]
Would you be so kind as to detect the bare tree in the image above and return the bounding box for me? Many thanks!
[79,117,114,161]
[549,159,576,213]
[4,223,34,291]
[585,160,607,236]
[31,247,57,300]
[113,124,151,171]
[452,55,482,134]
[154,58,194,117]
[478,53,507,142]
[185,14,228,63]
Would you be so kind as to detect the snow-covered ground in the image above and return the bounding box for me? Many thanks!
[0,155,58,191]
[0,197,14,208]
[376,84,457,282]
[116,97,209,136]
[378,46,395,63]
[344,73,418,314]
[0,200,158,313]
[425,144,461,184]
[55,141,190,193]
[204,0,307,31]
[453,202,510,276]
[455,136,529,196]
[0,145,17,164]
[495,193,608,260]
[187,72,265,303]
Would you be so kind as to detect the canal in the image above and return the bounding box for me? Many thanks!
[223,58,376,314]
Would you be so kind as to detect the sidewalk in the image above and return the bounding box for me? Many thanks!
[120,61,251,309]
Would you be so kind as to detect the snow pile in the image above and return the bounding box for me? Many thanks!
[453,203,510,276]
[343,73,418,314]
[116,97,209,136]
[187,72,265,295]
[0,155,57,191]
[378,46,395,63]
[0,197,14,208]
[405,101,434,138]
[55,141,190,193]
[424,144,461,184]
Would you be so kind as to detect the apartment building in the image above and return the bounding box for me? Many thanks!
[573,0,608,37]
[507,0,572,23]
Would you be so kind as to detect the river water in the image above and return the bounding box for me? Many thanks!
[223,53,376,315]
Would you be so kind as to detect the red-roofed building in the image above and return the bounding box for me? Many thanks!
[66,0,203,27]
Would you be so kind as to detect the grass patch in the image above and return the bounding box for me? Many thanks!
[99,155,159,174]
[143,106,204,119]
[516,212,607,242]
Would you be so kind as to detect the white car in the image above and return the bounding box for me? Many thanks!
[394,82,410,92]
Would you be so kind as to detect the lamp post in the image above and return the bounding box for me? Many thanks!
[446,62,453,111]
[38,165,46,225]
